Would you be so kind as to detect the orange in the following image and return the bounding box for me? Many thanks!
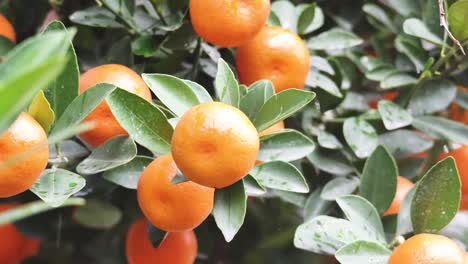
[236,26,310,93]
[388,233,465,264]
[126,218,197,264]
[172,102,259,188]
[79,64,152,147]
[0,204,40,264]
[0,14,16,42]
[0,112,48,198]
[439,145,468,197]
[259,121,284,137]
[461,195,468,211]
[384,176,414,216]
[368,91,399,109]
[450,86,468,124]
[190,0,270,48]
[137,154,214,232]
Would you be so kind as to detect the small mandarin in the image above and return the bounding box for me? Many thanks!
[0,112,48,198]
[126,218,197,264]
[384,176,414,216]
[190,0,270,47]
[236,26,310,93]
[439,145,468,197]
[368,91,399,109]
[0,204,40,264]
[171,102,259,188]
[137,154,214,232]
[0,14,16,42]
[450,86,468,124]
[258,121,284,137]
[388,233,465,264]
[79,64,152,147]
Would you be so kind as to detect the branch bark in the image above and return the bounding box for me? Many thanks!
[438,0,466,55]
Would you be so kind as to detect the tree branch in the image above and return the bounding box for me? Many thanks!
[439,0,466,55]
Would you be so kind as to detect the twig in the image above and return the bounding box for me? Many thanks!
[438,0,466,55]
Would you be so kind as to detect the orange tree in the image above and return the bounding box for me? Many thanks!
[0,0,468,263]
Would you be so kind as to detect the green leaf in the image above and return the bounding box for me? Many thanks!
[254,89,316,132]
[215,59,239,107]
[379,129,433,159]
[250,161,309,193]
[183,80,212,103]
[240,80,275,121]
[386,0,420,16]
[343,117,378,159]
[147,223,168,248]
[311,55,335,75]
[0,30,73,134]
[335,240,391,264]
[102,156,152,189]
[267,12,281,27]
[274,190,307,207]
[336,195,386,243]
[49,83,116,136]
[360,146,398,215]
[363,4,397,33]
[69,6,125,28]
[455,89,468,109]
[412,116,468,144]
[396,187,415,235]
[317,131,343,149]
[297,5,324,34]
[308,28,363,50]
[107,88,174,155]
[321,176,360,201]
[377,100,413,130]
[365,67,396,82]
[297,3,316,34]
[28,90,55,133]
[307,149,354,175]
[403,18,444,45]
[0,36,14,57]
[73,199,122,229]
[213,181,247,242]
[411,157,461,233]
[142,74,200,116]
[243,175,266,196]
[304,188,333,222]
[76,136,137,175]
[258,129,315,162]
[0,198,85,225]
[395,34,428,72]
[448,0,468,41]
[30,168,86,207]
[380,72,418,89]
[409,79,457,115]
[306,71,343,98]
[271,0,297,32]
[294,216,381,254]
[43,21,80,121]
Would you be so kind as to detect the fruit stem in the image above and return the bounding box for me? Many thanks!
[389,235,405,249]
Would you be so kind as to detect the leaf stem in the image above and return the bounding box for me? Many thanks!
[0,198,85,225]
[191,38,203,81]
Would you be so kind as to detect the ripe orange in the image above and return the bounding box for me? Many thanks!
[79,64,152,147]
[368,91,399,109]
[126,218,197,264]
[384,176,414,216]
[236,26,310,93]
[461,195,468,211]
[388,233,465,264]
[0,14,16,42]
[259,121,284,137]
[0,203,40,264]
[450,86,468,124]
[0,112,48,198]
[190,0,270,48]
[137,154,214,232]
[171,102,260,188]
[439,145,468,198]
